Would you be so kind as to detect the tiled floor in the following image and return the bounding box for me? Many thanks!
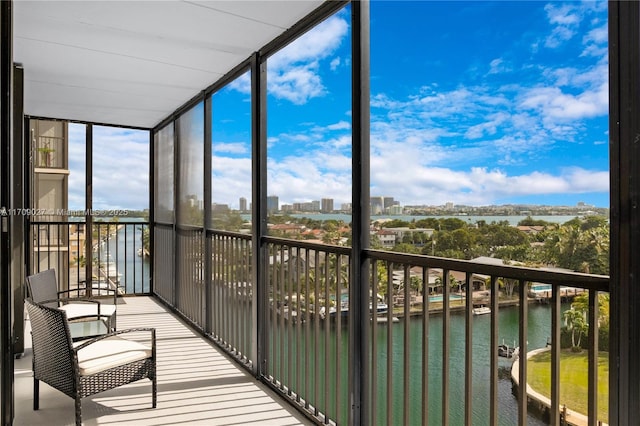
[13,296,313,426]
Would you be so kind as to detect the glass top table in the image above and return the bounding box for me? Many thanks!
[68,319,109,342]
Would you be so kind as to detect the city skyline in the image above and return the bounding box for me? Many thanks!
[67,1,609,211]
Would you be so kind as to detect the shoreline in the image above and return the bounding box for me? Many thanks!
[511,347,608,426]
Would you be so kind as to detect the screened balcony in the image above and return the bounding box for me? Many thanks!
[14,296,311,426]
[3,1,640,426]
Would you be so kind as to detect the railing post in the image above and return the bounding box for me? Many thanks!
[350,1,371,424]
[203,95,212,334]
[251,51,268,377]
[85,124,92,297]
[609,1,640,424]
[0,1,14,424]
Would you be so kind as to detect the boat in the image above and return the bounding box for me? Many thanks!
[473,306,491,315]
[319,292,388,320]
[498,340,519,360]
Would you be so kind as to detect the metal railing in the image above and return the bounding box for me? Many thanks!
[260,239,609,425]
[210,230,253,366]
[30,220,150,295]
[155,229,610,425]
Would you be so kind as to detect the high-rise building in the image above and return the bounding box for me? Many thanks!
[239,197,247,211]
[371,196,384,215]
[389,204,403,215]
[383,197,395,209]
[267,195,279,212]
[321,198,334,212]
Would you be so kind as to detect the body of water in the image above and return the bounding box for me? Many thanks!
[104,224,150,293]
[277,303,565,425]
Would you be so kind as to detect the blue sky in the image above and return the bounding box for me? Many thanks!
[69,1,610,211]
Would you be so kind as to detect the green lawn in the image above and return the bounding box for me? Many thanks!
[527,349,608,423]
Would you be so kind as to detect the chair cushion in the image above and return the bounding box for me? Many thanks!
[74,336,152,376]
[60,303,117,319]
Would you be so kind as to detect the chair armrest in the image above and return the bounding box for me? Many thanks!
[79,279,118,303]
[39,297,102,307]
[38,298,111,318]
[57,288,91,298]
[74,328,156,352]
[66,313,113,322]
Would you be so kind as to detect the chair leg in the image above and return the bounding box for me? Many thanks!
[33,378,39,410]
[152,374,157,408]
[75,396,82,426]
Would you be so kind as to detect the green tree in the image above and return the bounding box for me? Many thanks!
[543,216,609,274]
[563,308,588,351]
[517,216,553,226]
[392,242,420,254]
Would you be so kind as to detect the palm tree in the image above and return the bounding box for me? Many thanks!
[563,308,588,351]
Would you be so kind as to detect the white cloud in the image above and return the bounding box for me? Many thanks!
[542,3,584,48]
[488,58,512,75]
[545,4,581,26]
[68,126,150,211]
[213,142,248,154]
[330,57,341,71]
[367,165,608,207]
[267,14,348,104]
[227,14,349,105]
[519,80,608,123]
[212,156,252,207]
[464,112,509,139]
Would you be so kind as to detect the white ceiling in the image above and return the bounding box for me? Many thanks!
[13,0,326,129]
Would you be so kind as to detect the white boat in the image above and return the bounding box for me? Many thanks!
[319,293,388,319]
[473,306,491,315]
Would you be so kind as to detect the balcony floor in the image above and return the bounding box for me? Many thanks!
[14,296,312,426]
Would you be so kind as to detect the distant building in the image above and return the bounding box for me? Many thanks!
[267,195,279,212]
[516,225,548,235]
[321,198,334,213]
[239,197,247,212]
[373,229,396,248]
[371,196,384,215]
[383,197,395,210]
[293,202,319,211]
[341,203,352,213]
[388,204,403,215]
[269,223,305,235]
[382,227,434,241]
[212,203,230,213]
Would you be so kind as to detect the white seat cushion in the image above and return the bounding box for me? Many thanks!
[60,303,116,320]
[74,336,152,376]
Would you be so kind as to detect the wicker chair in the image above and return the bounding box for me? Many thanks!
[26,268,118,331]
[25,299,157,426]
